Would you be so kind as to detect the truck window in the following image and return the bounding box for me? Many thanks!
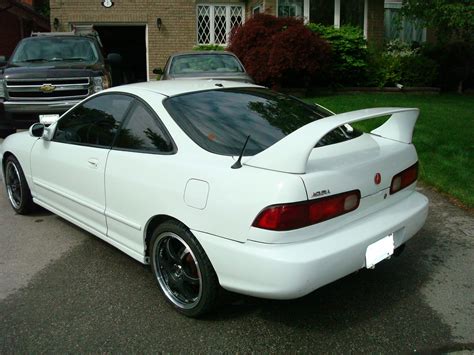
[10,37,100,65]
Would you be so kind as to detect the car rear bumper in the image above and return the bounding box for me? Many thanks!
[193,191,429,299]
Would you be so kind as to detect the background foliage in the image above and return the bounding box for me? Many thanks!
[307,24,368,86]
[366,40,439,88]
[422,41,474,93]
[401,0,474,43]
[193,44,225,51]
[228,14,332,88]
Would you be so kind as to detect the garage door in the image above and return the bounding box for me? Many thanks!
[94,25,147,85]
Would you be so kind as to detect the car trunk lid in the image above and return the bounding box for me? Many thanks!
[243,108,420,235]
[301,133,417,200]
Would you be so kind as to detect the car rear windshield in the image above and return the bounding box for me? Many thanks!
[169,54,244,75]
[10,37,100,65]
[163,88,362,156]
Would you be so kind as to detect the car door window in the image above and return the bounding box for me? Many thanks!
[54,94,133,147]
[114,100,174,153]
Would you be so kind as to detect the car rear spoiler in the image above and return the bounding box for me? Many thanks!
[245,107,419,174]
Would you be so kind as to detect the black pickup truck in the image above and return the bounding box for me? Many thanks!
[0,32,119,138]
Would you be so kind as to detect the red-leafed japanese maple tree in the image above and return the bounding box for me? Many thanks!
[228,14,332,88]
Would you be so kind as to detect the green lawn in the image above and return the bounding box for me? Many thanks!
[304,93,474,208]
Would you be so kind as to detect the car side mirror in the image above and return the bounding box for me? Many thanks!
[106,53,122,65]
[42,124,55,141]
[30,117,57,141]
[153,67,164,75]
[29,123,45,138]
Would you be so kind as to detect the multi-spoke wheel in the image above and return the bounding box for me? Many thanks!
[151,221,219,317]
[4,155,33,214]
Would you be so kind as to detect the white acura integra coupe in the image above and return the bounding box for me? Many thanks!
[1,80,428,317]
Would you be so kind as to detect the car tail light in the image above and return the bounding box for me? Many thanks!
[252,190,361,231]
[390,162,418,194]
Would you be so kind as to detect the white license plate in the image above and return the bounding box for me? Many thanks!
[365,234,394,269]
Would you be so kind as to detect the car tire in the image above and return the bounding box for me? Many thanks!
[4,155,34,214]
[150,220,219,317]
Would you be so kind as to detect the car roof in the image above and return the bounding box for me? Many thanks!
[170,51,238,57]
[107,80,263,97]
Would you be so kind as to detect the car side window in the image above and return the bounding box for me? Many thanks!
[53,94,133,147]
[114,100,174,153]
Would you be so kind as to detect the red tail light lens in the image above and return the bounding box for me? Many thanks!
[252,190,361,231]
[390,162,418,194]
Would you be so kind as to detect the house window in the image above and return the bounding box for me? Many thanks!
[340,0,365,28]
[384,1,426,42]
[309,0,368,36]
[253,5,262,15]
[278,0,304,17]
[309,0,334,25]
[197,5,244,45]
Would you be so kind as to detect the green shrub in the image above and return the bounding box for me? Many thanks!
[399,55,438,87]
[193,44,225,51]
[366,40,439,88]
[228,14,332,88]
[385,39,420,57]
[365,50,401,88]
[423,41,474,92]
[307,23,368,86]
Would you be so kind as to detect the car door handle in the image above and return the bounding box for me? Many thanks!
[87,158,99,168]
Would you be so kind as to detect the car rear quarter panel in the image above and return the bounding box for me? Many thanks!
[104,149,308,252]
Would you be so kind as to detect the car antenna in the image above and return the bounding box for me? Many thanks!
[231,135,251,169]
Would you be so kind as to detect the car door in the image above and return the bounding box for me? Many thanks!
[104,98,175,255]
[31,93,134,237]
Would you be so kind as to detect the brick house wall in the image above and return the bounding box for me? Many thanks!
[50,0,197,76]
[246,0,276,18]
[0,11,24,57]
[50,0,246,78]
[0,0,50,57]
[49,0,385,78]
[245,0,384,47]
[367,0,384,47]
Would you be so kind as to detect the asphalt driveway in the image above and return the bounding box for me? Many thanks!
[0,146,473,352]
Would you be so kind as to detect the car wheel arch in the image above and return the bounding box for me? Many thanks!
[2,151,14,174]
[143,215,220,286]
[144,214,188,260]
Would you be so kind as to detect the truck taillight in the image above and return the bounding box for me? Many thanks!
[252,190,361,231]
[390,162,418,194]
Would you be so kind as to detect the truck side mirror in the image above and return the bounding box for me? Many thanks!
[0,56,8,67]
[153,67,163,75]
[106,53,122,65]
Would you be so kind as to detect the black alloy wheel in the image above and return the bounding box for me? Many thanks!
[150,220,219,317]
[4,155,33,214]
